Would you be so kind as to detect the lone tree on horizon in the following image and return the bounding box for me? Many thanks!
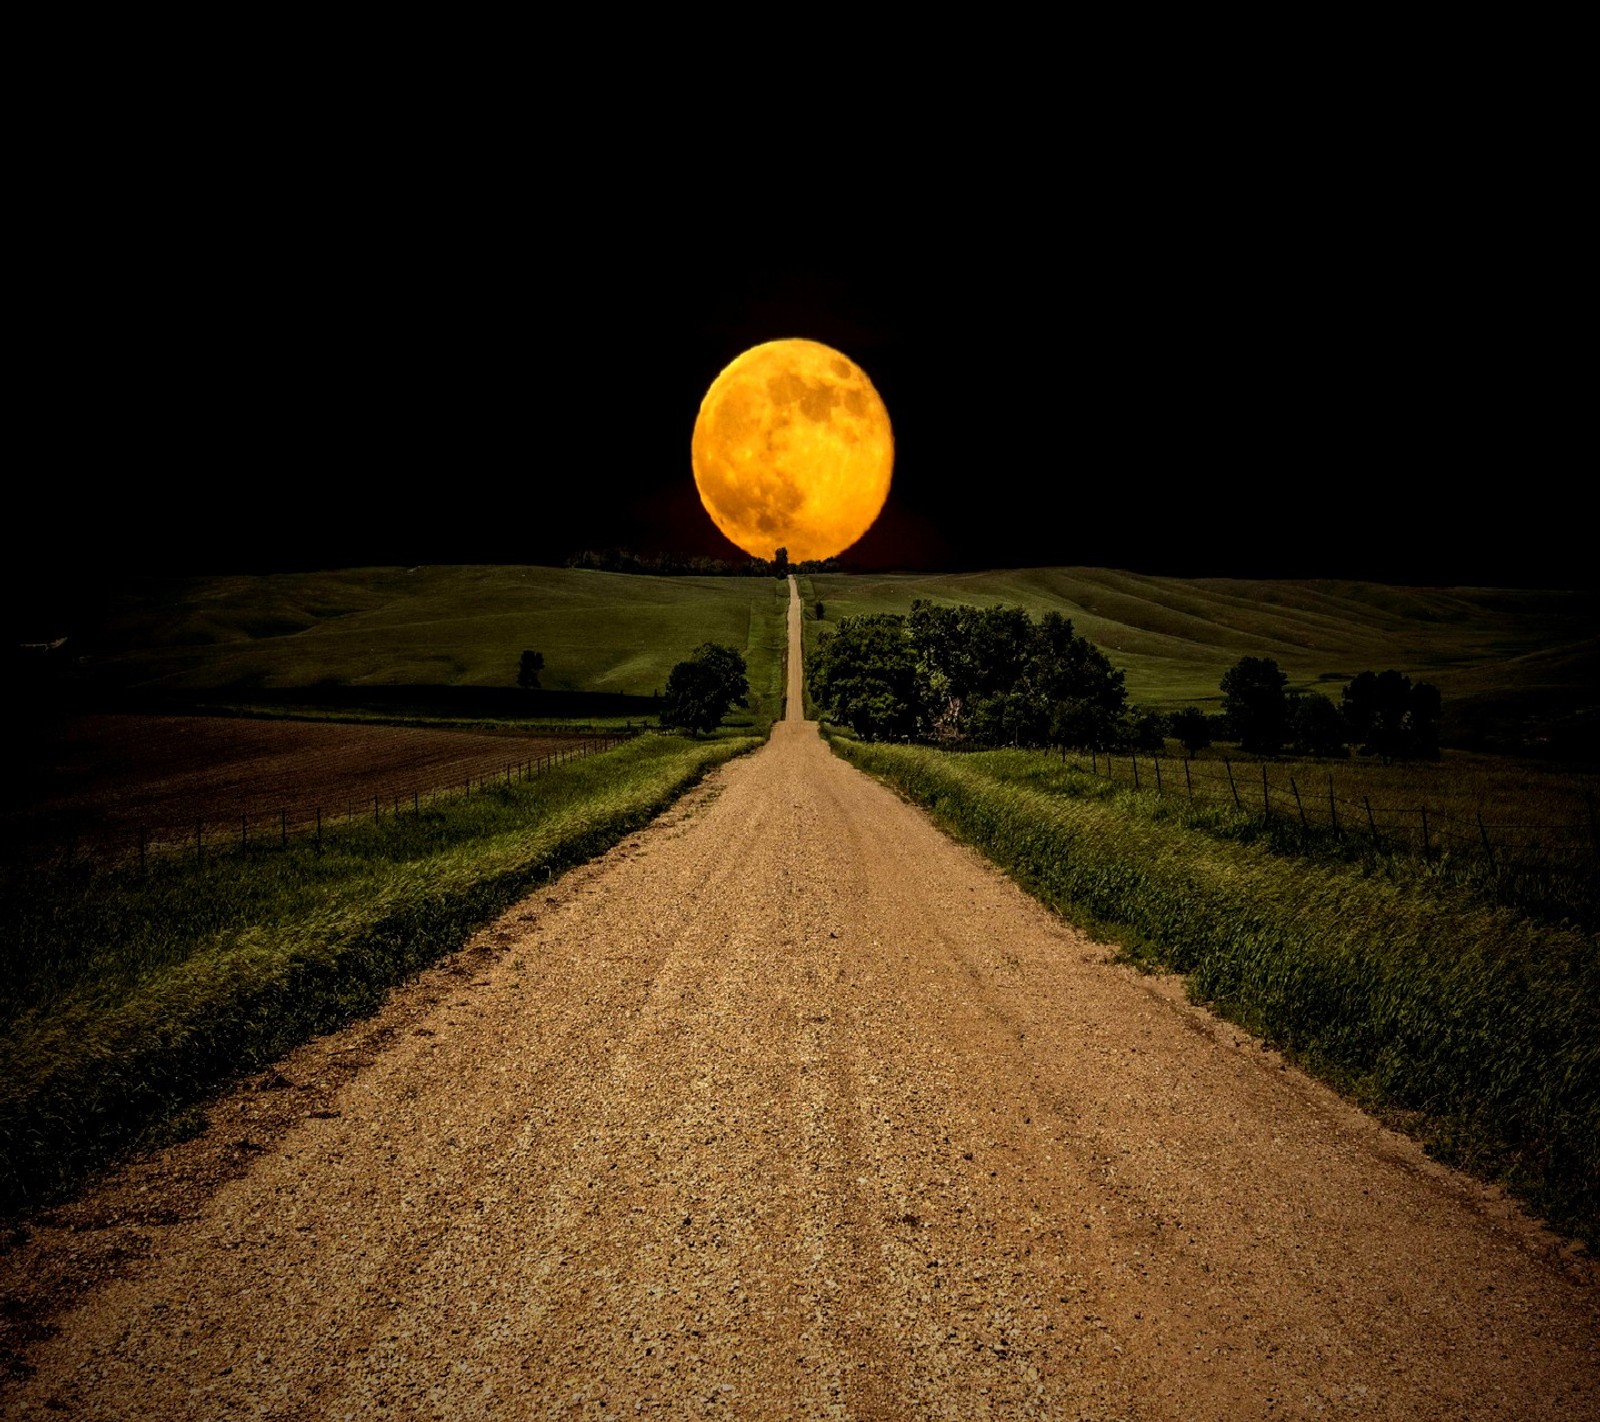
[517,649,544,690]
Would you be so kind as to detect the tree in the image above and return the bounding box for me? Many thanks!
[1220,656,1289,755]
[808,614,919,741]
[773,546,790,578]
[1342,670,1441,761]
[659,643,749,735]
[1124,707,1168,753]
[517,650,544,690]
[1288,690,1349,758]
[1169,707,1212,759]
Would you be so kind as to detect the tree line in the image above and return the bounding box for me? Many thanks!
[565,546,839,578]
[1177,658,1441,762]
[808,603,1443,762]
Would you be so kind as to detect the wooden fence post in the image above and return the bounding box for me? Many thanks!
[1184,759,1192,799]
[1365,796,1378,842]
[1290,777,1306,828]
[1154,756,1163,796]
[1420,807,1431,857]
[1226,759,1240,810]
[1328,774,1338,833]
[1132,753,1140,791]
[1261,763,1270,818]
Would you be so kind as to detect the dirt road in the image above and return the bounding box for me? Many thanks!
[5,580,1596,1418]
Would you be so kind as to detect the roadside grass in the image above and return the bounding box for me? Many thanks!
[1073,744,1600,932]
[827,733,1600,1251]
[0,732,758,1219]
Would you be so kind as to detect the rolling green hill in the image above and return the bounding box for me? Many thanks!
[802,568,1599,756]
[27,564,1597,756]
[54,566,791,729]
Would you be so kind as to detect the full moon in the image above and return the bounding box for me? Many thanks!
[691,338,894,563]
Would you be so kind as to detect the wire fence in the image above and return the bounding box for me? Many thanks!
[1075,747,1600,876]
[25,733,639,875]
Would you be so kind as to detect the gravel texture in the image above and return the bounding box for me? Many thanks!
[3,581,1596,1419]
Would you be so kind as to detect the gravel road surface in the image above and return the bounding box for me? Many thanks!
[4,579,1596,1419]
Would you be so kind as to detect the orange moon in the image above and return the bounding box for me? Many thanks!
[691,338,894,563]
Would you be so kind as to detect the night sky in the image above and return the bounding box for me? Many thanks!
[16,83,1590,627]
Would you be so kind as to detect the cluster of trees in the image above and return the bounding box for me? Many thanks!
[809,602,1136,750]
[1182,656,1443,761]
[565,547,840,578]
[658,643,750,735]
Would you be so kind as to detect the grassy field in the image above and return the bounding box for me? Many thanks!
[0,732,759,1218]
[800,569,1599,755]
[73,565,792,730]
[827,733,1600,1249]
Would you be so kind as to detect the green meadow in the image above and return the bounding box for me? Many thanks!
[85,565,792,730]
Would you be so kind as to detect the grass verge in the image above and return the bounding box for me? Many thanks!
[828,734,1600,1250]
[0,732,758,1219]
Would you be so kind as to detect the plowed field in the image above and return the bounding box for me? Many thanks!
[7,715,601,863]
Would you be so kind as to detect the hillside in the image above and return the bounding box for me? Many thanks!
[805,568,1599,757]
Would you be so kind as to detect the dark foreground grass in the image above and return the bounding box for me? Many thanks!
[0,732,757,1219]
[830,735,1600,1250]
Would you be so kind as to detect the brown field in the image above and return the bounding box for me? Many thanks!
[6,714,608,864]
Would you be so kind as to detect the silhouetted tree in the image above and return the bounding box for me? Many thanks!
[659,643,749,735]
[1288,690,1349,758]
[1221,656,1290,755]
[517,650,544,690]
[1169,707,1212,759]
[1342,670,1441,761]
[1124,707,1168,753]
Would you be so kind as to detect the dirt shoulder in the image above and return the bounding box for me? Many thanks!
[3,586,1596,1418]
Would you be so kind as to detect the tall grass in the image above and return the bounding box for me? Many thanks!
[830,735,1600,1249]
[0,733,757,1218]
[1001,746,1600,932]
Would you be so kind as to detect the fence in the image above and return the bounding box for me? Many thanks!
[1075,747,1599,877]
[21,733,638,875]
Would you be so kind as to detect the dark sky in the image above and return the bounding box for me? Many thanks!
[15,83,1591,618]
